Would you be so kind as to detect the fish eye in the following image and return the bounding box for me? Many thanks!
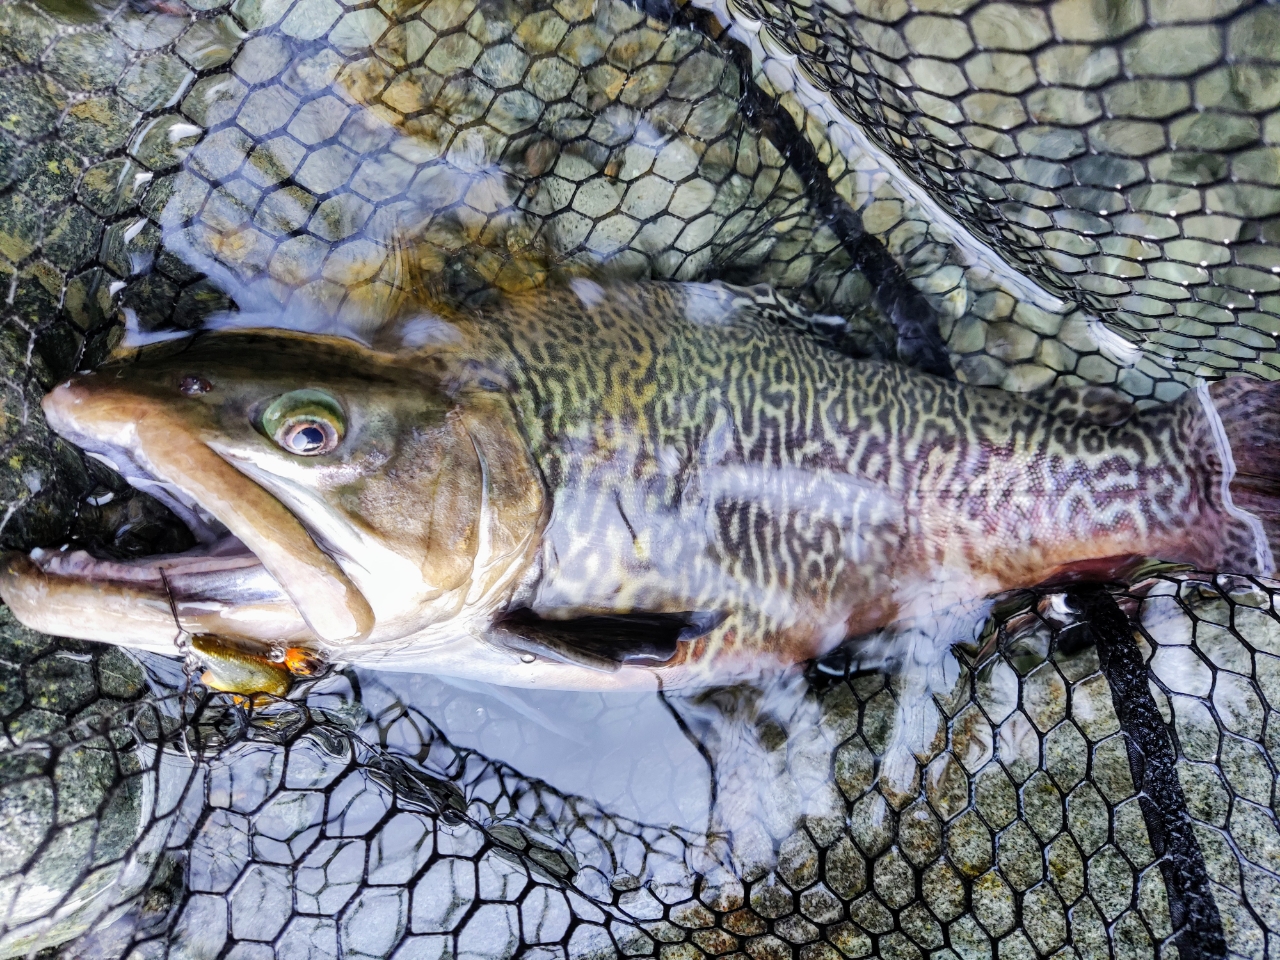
[260,390,345,457]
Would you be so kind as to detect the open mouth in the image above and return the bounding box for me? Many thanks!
[0,457,322,655]
[2,535,314,653]
[0,376,374,655]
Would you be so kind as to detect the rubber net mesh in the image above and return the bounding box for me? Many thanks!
[0,573,1277,958]
[0,0,1278,954]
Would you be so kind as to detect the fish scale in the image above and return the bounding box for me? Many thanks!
[341,283,1251,682]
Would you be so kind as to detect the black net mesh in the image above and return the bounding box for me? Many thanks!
[699,0,1280,391]
[1,0,1280,955]
[1,572,1278,958]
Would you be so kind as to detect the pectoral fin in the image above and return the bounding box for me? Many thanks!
[492,609,720,672]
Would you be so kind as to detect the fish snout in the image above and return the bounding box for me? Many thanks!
[42,373,191,456]
[40,374,142,446]
[0,551,50,634]
[41,377,94,435]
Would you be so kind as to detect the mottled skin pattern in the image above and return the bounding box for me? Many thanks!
[428,282,1256,680]
[1,282,1264,687]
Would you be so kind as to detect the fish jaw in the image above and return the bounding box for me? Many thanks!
[0,547,316,652]
[0,550,191,651]
[37,374,375,646]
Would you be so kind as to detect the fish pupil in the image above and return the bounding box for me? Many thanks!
[292,425,326,451]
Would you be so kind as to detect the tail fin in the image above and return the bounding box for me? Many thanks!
[1202,377,1280,576]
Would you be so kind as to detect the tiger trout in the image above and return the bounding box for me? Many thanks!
[2,281,1278,692]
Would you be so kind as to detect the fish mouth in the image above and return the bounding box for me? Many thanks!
[0,377,375,655]
[0,541,316,654]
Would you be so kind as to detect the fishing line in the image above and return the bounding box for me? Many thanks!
[159,566,197,763]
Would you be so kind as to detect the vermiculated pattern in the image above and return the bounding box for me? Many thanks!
[1,0,1280,956]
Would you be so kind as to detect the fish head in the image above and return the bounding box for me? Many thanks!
[0,329,546,662]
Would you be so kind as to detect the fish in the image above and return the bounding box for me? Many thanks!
[2,280,1279,692]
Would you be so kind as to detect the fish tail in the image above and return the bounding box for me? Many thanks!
[1195,377,1280,577]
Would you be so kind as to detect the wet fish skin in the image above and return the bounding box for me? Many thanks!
[464,282,1262,672]
[0,281,1272,688]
